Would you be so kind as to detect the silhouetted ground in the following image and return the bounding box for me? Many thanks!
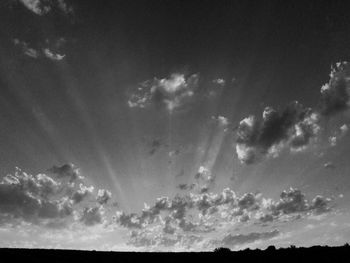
[1,245,350,263]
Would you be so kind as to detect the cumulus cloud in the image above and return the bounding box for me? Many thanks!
[79,206,105,226]
[265,188,332,217]
[0,167,72,225]
[114,187,332,250]
[96,189,112,205]
[128,73,199,112]
[236,101,320,164]
[47,163,82,182]
[71,184,94,204]
[18,0,73,16]
[0,165,111,228]
[319,62,350,116]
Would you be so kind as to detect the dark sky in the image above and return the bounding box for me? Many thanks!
[0,0,350,251]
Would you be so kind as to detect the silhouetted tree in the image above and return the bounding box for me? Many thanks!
[214,247,231,253]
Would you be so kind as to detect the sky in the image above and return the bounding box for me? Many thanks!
[0,0,350,251]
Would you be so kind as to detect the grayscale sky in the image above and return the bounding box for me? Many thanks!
[0,0,350,251]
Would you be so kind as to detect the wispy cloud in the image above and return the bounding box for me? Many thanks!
[13,38,66,61]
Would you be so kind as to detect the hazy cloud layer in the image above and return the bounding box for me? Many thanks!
[212,229,280,248]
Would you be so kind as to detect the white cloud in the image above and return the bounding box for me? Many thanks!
[18,0,73,16]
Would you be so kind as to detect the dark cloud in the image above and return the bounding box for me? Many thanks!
[177,184,189,191]
[236,101,320,164]
[319,62,350,116]
[79,206,105,226]
[0,168,72,225]
[47,163,82,182]
[96,189,112,205]
[70,184,94,204]
[0,166,111,228]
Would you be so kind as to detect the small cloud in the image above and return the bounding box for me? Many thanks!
[329,124,349,147]
[128,73,199,112]
[13,39,40,58]
[96,189,112,205]
[324,162,336,169]
[43,48,65,60]
[211,115,229,131]
[212,78,226,86]
[13,38,67,61]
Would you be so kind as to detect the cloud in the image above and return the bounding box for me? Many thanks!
[47,163,82,182]
[13,39,40,58]
[324,162,336,169]
[211,115,229,131]
[43,48,65,60]
[319,62,350,116]
[79,206,105,226]
[13,38,67,61]
[212,78,226,86]
[194,166,215,184]
[128,73,199,112]
[213,230,280,248]
[18,0,73,16]
[329,124,349,146]
[236,101,320,164]
[114,187,332,250]
[0,167,73,225]
[71,184,94,204]
[265,188,332,217]
[18,0,51,15]
[96,189,112,205]
[0,165,111,228]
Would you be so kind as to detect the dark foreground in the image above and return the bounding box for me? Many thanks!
[1,245,350,263]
